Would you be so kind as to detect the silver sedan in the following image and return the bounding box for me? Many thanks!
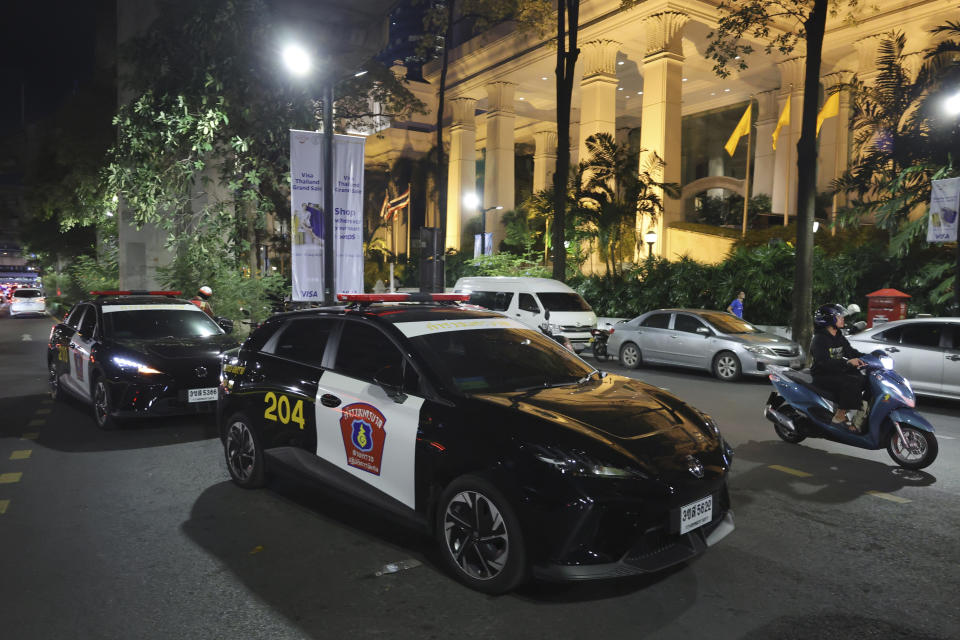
[848,317,960,400]
[607,309,804,381]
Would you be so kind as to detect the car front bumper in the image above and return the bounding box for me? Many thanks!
[740,352,805,376]
[104,376,219,418]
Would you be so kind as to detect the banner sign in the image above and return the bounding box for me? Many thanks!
[927,176,960,243]
[290,130,365,301]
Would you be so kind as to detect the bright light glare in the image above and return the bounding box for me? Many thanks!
[282,44,312,76]
[463,193,480,209]
[813,220,820,233]
[946,91,960,115]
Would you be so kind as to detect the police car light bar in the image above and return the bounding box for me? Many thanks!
[91,290,183,297]
[337,293,470,303]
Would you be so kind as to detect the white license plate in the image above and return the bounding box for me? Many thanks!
[679,495,713,534]
[188,387,218,403]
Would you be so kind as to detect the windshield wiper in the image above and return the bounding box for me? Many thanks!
[514,380,580,393]
[577,369,602,385]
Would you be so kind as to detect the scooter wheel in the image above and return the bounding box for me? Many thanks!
[887,424,938,470]
[773,421,806,444]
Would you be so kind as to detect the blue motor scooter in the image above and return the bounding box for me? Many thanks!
[764,350,938,470]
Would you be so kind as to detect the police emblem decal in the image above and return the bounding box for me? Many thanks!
[339,403,387,475]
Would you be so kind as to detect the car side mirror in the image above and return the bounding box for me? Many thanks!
[374,365,407,404]
[215,316,234,334]
[544,309,550,321]
[696,327,711,336]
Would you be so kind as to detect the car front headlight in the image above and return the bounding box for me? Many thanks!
[744,344,776,357]
[113,356,163,375]
[529,444,648,479]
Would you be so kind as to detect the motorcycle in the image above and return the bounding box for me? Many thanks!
[590,326,612,360]
[764,350,938,470]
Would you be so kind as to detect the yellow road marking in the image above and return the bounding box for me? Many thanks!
[769,464,813,478]
[0,499,8,514]
[41,398,53,405]
[35,408,51,415]
[21,433,39,440]
[10,450,31,460]
[866,490,912,504]
[27,419,44,427]
[0,473,23,484]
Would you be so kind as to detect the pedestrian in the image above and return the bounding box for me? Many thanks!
[191,285,215,317]
[727,290,745,318]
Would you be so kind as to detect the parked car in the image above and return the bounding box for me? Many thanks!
[9,287,46,317]
[848,317,960,401]
[47,290,238,429]
[453,276,597,353]
[608,309,804,381]
[218,293,734,594]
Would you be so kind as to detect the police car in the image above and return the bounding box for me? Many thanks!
[47,291,238,429]
[218,293,734,594]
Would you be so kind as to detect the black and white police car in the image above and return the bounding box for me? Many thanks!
[47,291,238,429]
[218,293,734,594]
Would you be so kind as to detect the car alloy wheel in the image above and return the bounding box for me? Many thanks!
[619,343,642,369]
[224,414,265,488]
[92,378,117,430]
[712,351,741,381]
[438,476,525,594]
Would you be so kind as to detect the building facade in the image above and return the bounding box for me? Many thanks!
[364,0,953,264]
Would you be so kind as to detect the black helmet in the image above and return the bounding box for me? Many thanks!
[813,303,846,328]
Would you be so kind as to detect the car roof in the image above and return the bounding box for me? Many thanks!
[265,304,506,326]
[454,276,578,292]
[93,295,196,308]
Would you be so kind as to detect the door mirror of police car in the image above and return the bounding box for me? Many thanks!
[374,366,407,403]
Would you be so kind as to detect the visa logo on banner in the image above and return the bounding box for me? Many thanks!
[927,176,960,243]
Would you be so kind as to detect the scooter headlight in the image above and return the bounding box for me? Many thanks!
[880,356,894,370]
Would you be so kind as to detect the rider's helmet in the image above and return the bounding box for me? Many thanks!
[813,303,846,328]
[197,286,213,300]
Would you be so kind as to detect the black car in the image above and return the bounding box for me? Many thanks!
[48,291,238,429]
[218,293,734,594]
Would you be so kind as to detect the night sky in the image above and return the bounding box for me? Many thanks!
[0,1,100,135]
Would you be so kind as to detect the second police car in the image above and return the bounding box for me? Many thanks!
[218,293,735,594]
[48,291,238,429]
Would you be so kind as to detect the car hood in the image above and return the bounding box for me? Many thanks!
[472,374,725,478]
[114,335,239,362]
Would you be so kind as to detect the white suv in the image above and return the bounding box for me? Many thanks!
[10,288,46,317]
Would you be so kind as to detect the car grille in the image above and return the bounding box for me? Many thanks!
[560,325,592,332]
[772,347,799,357]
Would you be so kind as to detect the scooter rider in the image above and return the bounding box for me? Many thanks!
[810,303,866,430]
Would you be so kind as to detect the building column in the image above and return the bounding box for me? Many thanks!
[752,89,779,199]
[818,71,853,200]
[446,96,477,252]
[578,39,621,164]
[483,81,516,252]
[771,57,805,222]
[532,124,558,193]
[639,10,688,258]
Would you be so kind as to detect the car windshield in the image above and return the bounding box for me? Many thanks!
[538,292,592,312]
[14,290,42,298]
[700,311,760,334]
[105,309,224,340]
[412,328,595,394]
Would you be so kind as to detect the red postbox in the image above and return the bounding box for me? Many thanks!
[865,288,911,328]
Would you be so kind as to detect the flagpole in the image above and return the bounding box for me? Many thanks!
[742,99,753,237]
[405,183,412,263]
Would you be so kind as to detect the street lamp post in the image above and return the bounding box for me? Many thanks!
[644,229,657,258]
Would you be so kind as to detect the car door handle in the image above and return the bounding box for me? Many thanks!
[320,393,341,408]
[947,354,960,361]
[885,347,900,353]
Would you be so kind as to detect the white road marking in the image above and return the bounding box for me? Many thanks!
[21,334,32,341]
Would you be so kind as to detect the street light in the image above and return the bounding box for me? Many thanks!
[945,90,960,116]
[644,229,657,258]
[282,42,335,305]
[463,193,502,256]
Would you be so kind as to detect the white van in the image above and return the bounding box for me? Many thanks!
[453,276,597,351]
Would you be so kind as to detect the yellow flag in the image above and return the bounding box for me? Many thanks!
[772,96,791,150]
[816,91,840,136]
[724,104,752,156]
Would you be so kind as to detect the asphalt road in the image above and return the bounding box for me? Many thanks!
[1,308,958,640]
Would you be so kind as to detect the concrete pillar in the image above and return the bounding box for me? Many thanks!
[771,57,805,222]
[532,124,558,193]
[752,89,779,199]
[446,96,477,251]
[639,10,688,258]
[578,39,621,164]
[483,81,516,252]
